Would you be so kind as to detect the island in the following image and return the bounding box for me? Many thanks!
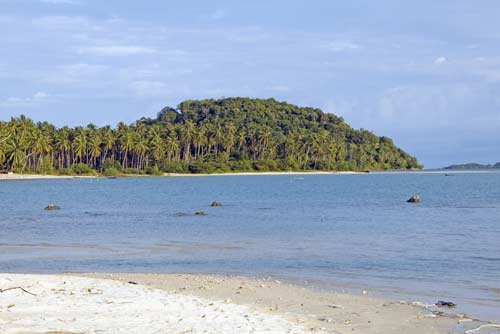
[0,97,421,176]
[443,162,500,170]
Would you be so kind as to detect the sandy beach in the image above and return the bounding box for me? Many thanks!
[0,273,467,334]
[0,174,95,181]
[0,171,361,181]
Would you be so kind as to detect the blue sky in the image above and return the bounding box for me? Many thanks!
[0,0,499,167]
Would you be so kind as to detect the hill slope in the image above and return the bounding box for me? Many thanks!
[0,98,421,174]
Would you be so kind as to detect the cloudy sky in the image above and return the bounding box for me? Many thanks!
[0,0,499,167]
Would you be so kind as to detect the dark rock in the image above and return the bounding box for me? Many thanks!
[407,196,421,203]
[211,201,222,207]
[195,211,206,216]
[436,301,456,308]
[44,205,61,211]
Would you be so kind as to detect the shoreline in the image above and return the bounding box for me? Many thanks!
[0,171,362,181]
[163,171,362,177]
[0,272,469,334]
[0,174,95,180]
[2,169,498,181]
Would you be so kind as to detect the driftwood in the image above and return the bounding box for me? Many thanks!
[465,324,500,333]
[0,286,37,296]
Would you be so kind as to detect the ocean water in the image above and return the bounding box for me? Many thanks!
[0,172,499,322]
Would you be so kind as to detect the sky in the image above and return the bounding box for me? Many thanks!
[0,0,499,168]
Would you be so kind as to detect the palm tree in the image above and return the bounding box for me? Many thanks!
[119,127,134,168]
[181,120,196,161]
[165,136,179,161]
[88,132,102,168]
[133,137,148,169]
[101,127,116,162]
[55,127,72,169]
[6,137,27,171]
[73,128,87,164]
[149,126,165,163]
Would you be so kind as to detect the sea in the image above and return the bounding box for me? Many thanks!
[1,171,499,322]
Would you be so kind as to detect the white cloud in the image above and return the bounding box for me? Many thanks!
[434,56,447,64]
[34,91,49,99]
[323,41,361,52]
[39,0,81,5]
[32,16,92,30]
[0,92,51,108]
[130,81,170,98]
[77,45,157,56]
[41,63,109,84]
[210,9,228,21]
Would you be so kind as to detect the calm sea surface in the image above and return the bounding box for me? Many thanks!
[1,172,499,321]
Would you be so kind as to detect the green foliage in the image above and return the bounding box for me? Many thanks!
[71,163,97,176]
[253,160,279,172]
[101,158,121,171]
[122,168,145,175]
[39,156,54,175]
[58,168,74,176]
[444,162,500,170]
[103,167,120,177]
[0,98,422,175]
[228,160,254,172]
[147,165,163,176]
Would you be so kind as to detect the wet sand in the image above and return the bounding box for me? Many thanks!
[70,273,461,334]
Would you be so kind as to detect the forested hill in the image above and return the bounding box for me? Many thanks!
[0,98,421,175]
[443,162,500,170]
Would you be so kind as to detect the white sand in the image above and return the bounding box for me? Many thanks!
[0,274,316,334]
[0,174,94,180]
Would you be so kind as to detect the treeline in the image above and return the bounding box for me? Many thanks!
[0,98,421,175]
[443,162,500,170]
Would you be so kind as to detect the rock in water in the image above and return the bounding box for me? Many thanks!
[407,196,421,203]
[211,201,222,207]
[436,301,456,308]
[195,211,206,216]
[44,205,61,211]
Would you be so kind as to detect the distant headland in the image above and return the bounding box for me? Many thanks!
[442,162,500,170]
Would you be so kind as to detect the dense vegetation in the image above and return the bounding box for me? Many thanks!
[443,162,500,170]
[0,98,421,175]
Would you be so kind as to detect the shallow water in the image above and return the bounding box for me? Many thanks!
[1,172,499,321]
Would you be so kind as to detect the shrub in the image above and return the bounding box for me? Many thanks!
[58,168,74,176]
[229,160,253,172]
[146,165,163,176]
[101,158,121,171]
[160,161,188,173]
[123,168,144,175]
[103,167,120,177]
[39,156,55,175]
[71,163,97,175]
[253,160,278,171]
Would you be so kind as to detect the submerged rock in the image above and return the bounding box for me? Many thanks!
[436,301,456,308]
[44,205,61,211]
[407,196,421,203]
[210,201,222,207]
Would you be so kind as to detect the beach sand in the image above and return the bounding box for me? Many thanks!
[0,171,361,181]
[0,273,460,333]
[0,174,94,180]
